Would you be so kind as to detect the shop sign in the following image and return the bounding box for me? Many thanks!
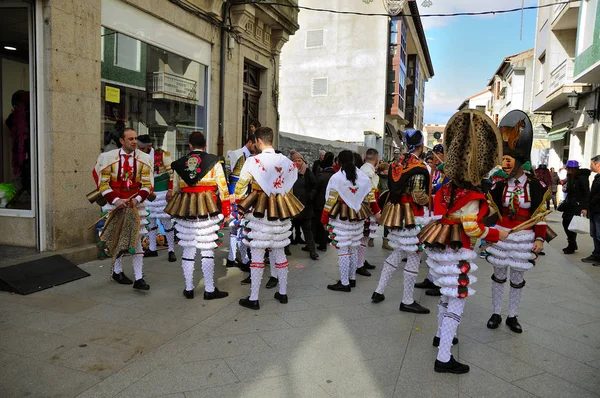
[105,86,121,103]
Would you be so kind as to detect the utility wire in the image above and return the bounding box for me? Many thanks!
[239,0,578,18]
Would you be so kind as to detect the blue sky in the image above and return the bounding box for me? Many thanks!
[422,0,538,124]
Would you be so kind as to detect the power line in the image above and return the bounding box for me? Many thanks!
[239,0,577,18]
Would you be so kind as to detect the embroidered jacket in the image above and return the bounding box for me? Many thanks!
[94,149,153,204]
[388,153,430,217]
[152,149,173,192]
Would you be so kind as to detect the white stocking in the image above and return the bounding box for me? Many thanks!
[436,296,450,338]
[272,248,289,295]
[402,252,420,305]
[132,239,144,280]
[148,218,158,251]
[181,247,197,291]
[437,298,465,363]
[163,219,175,252]
[375,250,402,294]
[113,257,123,274]
[508,269,525,317]
[356,236,368,269]
[228,228,238,261]
[338,246,351,286]
[349,247,358,281]
[239,240,250,264]
[250,248,265,301]
[491,266,507,315]
[269,252,277,278]
[201,250,215,293]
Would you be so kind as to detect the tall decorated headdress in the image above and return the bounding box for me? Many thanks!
[443,109,502,186]
[498,110,533,168]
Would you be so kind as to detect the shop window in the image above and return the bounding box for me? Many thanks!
[101,28,208,161]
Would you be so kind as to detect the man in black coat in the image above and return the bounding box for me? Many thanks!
[582,155,600,265]
[561,160,591,254]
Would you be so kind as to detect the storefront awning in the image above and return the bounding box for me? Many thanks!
[547,123,570,142]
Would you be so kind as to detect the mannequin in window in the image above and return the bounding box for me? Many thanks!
[5,90,31,205]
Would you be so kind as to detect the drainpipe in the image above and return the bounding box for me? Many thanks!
[218,0,230,156]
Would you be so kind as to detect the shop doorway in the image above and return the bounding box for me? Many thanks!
[241,62,261,145]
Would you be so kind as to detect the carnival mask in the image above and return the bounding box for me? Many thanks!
[502,155,521,178]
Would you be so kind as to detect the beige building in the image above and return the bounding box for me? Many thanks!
[0,0,298,258]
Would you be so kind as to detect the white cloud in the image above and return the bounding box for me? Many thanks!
[424,89,467,122]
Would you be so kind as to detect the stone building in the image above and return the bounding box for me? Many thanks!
[0,0,298,258]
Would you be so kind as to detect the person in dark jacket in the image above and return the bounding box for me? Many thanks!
[313,152,335,251]
[550,167,560,210]
[582,155,600,265]
[290,150,318,260]
[312,150,325,175]
[561,160,591,254]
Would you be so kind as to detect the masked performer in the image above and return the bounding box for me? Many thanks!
[235,127,300,310]
[423,110,507,374]
[371,129,435,314]
[486,110,549,333]
[166,132,230,300]
[94,128,153,290]
[321,150,377,291]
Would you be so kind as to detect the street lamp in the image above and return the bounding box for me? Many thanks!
[567,90,597,119]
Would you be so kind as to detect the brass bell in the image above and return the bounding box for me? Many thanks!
[164,191,181,216]
[253,192,268,218]
[424,224,444,248]
[284,193,301,218]
[188,193,198,218]
[276,194,291,220]
[349,207,358,222]
[205,191,219,217]
[330,201,341,218]
[339,203,349,221]
[449,224,463,250]
[403,203,416,229]
[238,190,259,214]
[268,194,279,221]
[177,193,190,218]
[434,224,452,249]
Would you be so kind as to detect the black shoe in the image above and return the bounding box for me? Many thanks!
[327,281,351,292]
[266,276,278,289]
[112,272,133,285]
[301,246,310,252]
[506,316,523,333]
[414,278,436,289]
[284,247,292,256]
[290,238,298,245]
[183,289,194,299]
[310,252,319,260]
[537,251,546,256]
[434,356,470,374]
[240,276,251,285]
[432,336,459,347]
[563,247,576,254]
[226,259,238,267]
[237,262,250,272]
[349,280,356,288]
[582,255,600,263]
[144,250,158,258]
[400,301,430,314]
[487,313,502,329]
[371,292,385,303]
[204,288,229,300]
[239,296,260,310]
[356,267,371,277]
[364,261,376,270]
[133,278,150,290]
[593,263,600,267]
[274,292,288,304]
[317,245,327,252]
[168,251,177,262]
[425,287,442,296]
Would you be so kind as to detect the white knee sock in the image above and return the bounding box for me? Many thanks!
[356,236,368,269]
[250,248,265,300]
[163,219,175,252]
[200,250,215,293]
[113,257,123,274]
[508,269,525,317]
[181,247,197,291]
[436,296,449,338]
[349,248,358,281]
[437,298,465,363]
[375,250,402,294]
[132,240,144,280]
[338,247,351,286]
[148,219,158,251]
[491,266,507,315]
[239,241,250,264]
[402,252,420,305]
[272,248,289,295]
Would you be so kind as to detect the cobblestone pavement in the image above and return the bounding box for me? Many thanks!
[1,213,599,398]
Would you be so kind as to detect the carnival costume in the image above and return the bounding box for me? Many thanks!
[226,146,252,267]
[486,110,549,333]
[372,129,437,313]
[94,148,153,290]
[321,167,377,291]
[357,161,380,275]
[234,148,300,309]
[423,109,503,373]
[165,150,230,300]
[144,145,176,261]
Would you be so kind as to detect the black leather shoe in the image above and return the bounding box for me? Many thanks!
[414,278,436,289]
[204,288,229,300]
[144,250,158,258]
[112,272,133,285]
[237,262,250,272]
[506,316,523,333]
[133,278,150,290]
[310,252,319,260]
[537,251,546,256]
[356,267,371,277]
[317,245,327,252]
[594,263,600,267]
[349,280,356,288]
[563,247,576,254]
[240,276,251,285]
[400,301,430,314]
[426,287,442,296]
[284,247,292,256]
[487,313,502,329]
[364,261,376,270]
[226,259,238,267]
[582,255,600,263]
[434,356,470,374]
[274,292,288,304]
[168,251,177,262]
[265,276,278,289]
[239,296,260,310]
[371,292,385,303]
[183,289,194,299]
[327,281,351,292]
[432,336,459,347]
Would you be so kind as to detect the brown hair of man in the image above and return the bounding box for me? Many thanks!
[189,131,206,150]
[255,127,273,145]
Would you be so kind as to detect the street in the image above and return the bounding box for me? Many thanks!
[1,212,599,398]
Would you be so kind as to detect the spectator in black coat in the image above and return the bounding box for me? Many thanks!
[313,152,335,251]
[561,160,591,254]
[582,155,600,265]
[312,150,326,175]
[290,150,318,260]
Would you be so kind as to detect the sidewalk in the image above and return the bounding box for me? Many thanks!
[1,212,599,398]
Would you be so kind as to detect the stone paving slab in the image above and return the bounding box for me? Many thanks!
[1,215,599,397]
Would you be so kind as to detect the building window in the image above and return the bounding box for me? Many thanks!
[538,54,545,93]
[578,0,598,55]
[101,28,208,160]
[306,29,324,48]
[311,77,328,96]
[495,81,500,100]
[476,105,486,112]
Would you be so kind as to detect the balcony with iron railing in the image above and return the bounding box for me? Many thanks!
[533,57,591,112]
[147,72,198,104]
